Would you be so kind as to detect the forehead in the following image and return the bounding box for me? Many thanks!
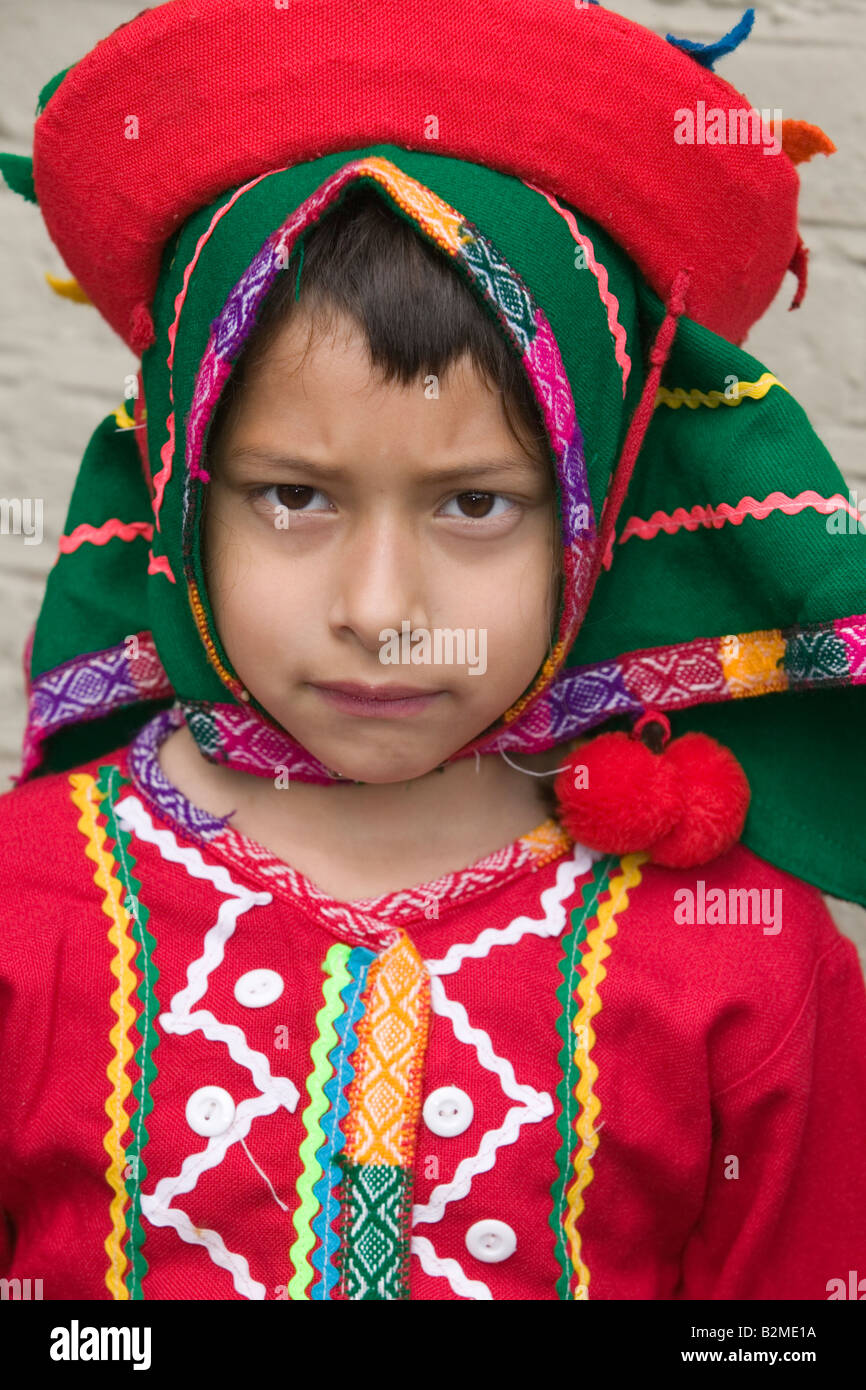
[214,306,539,458]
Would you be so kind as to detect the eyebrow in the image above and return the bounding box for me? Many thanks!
[222,447,546,480]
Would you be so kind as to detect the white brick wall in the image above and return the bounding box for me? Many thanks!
[1,1,863,962]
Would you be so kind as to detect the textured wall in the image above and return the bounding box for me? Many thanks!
[1,0,863,963]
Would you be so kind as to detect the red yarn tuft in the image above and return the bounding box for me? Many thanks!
[648,733,750,868]
[789,236,809,312]
[553,728,751,867]
[129,301,156,355]
[553,734,683,854]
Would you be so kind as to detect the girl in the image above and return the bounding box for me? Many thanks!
[1,0,864,1301]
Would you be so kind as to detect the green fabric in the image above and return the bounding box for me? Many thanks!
[569,299,864,659]
[36,65,75,117]
[22,143,866,905]
[32,415,151,674]
[0,153,37,205]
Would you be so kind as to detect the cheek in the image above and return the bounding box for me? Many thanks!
[202,499,291,656]
[466,527,557,683]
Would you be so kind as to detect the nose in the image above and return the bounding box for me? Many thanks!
[328,509,430,653]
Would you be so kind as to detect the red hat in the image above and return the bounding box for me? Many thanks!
[25,0,820,354]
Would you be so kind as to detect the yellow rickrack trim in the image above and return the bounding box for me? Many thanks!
[69,772,137,1301]
[655,373,789,411]
[113,403,137,430]
[503,640,566,723]
[44,272,92,304]
[564,852,647,1297]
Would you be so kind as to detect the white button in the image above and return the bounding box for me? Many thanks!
[423,1085,474,1137]
[465,1219,517,1263]
[185,1085,236,1137]
[234,968,284,1008]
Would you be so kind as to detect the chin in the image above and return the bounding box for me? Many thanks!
[306,739,458,786]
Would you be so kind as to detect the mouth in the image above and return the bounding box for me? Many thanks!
[307,680,445,719]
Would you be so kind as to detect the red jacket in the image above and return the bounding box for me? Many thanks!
[1,718,865,1300]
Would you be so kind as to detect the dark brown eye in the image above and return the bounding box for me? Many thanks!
[275,485,316,509]
[456,491,495,518]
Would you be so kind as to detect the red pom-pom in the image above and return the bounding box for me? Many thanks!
[553,733,683,854]
[648,733,750,868]
[553,726,751,868]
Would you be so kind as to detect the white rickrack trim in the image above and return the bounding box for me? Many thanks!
[412,1100,552,1225]
[159,1009,299,1111]
[139,1195,266,1300]
[113,794,274,905]
[424,843,595,976]
[170,894,272,1015]
[147,1092,284,1210]
[428,978,552,1109]
[410,1235,492,1300]
[412,978,553,1225]
[112,792,293,1299]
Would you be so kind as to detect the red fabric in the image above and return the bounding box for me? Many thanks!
[32,0,801,352]
[2,742,865,1300]
[555,734,684,849]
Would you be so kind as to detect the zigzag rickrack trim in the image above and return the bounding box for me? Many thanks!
[97,765,161,1301]
[69,766,160,1300]
[618,490,866,545]
[69,771,136,1300]
[655,373,788,410]
[288,942,358,1300]
[554,853,646,1299]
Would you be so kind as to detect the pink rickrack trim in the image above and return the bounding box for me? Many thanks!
[147,550,176,583]
[151,164,291,531]
[522,180,631,396]
[618,490,866,544]
[56,518,153,560]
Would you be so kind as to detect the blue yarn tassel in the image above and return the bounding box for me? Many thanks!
[666,7,755,71]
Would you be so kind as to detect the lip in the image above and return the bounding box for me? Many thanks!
[308,680,444,719]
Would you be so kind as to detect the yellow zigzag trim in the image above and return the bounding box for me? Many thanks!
[113,403,137,430]
[655,373,789,411]
[564,852,647,1298]
[69,773,136,1301]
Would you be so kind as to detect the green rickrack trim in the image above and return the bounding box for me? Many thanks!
[96,763,161,1301]
[549,853,617,1300]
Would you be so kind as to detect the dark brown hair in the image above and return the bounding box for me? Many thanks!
[207,183,552,454]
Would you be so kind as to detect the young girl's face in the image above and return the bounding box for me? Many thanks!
[203,307,558,783]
